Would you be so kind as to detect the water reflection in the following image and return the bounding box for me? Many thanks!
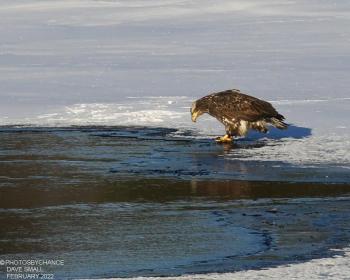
[1,178,350,209]
[0,127,349,278]
[0,126,349,210]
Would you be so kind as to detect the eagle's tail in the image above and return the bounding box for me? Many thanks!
[270,114,288,130]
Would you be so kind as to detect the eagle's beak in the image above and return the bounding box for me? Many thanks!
[191,111,199,122]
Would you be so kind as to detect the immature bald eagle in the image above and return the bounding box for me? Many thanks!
[191,89,287,143]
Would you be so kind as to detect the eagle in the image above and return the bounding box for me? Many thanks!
[190,89,287,143]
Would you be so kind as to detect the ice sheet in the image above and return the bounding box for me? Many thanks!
[96,248,350,280]
[0,0,349,166]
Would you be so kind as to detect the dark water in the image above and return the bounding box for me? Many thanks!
[0,126,350,279]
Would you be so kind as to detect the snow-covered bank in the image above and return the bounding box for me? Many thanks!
[95,248,350,280]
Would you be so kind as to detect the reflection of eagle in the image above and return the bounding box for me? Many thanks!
[191,89,287,143]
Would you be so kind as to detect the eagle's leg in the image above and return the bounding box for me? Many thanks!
[215,134,233,143]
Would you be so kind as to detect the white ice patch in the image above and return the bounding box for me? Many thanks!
[229,135,350,166]
[27,97,192,127]
[93,247,350,280]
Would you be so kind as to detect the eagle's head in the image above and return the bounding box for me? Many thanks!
[190,100,208,122]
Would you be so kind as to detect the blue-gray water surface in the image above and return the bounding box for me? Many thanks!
[0,126,350,279]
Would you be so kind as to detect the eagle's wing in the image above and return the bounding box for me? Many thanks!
[208,90,283,122]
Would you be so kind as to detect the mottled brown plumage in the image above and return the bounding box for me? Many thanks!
[191,89,287,142]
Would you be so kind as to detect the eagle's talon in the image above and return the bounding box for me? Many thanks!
[215,135,233,143]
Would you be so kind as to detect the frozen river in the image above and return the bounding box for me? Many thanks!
[0,0,349,168]
[0,1,350,279]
